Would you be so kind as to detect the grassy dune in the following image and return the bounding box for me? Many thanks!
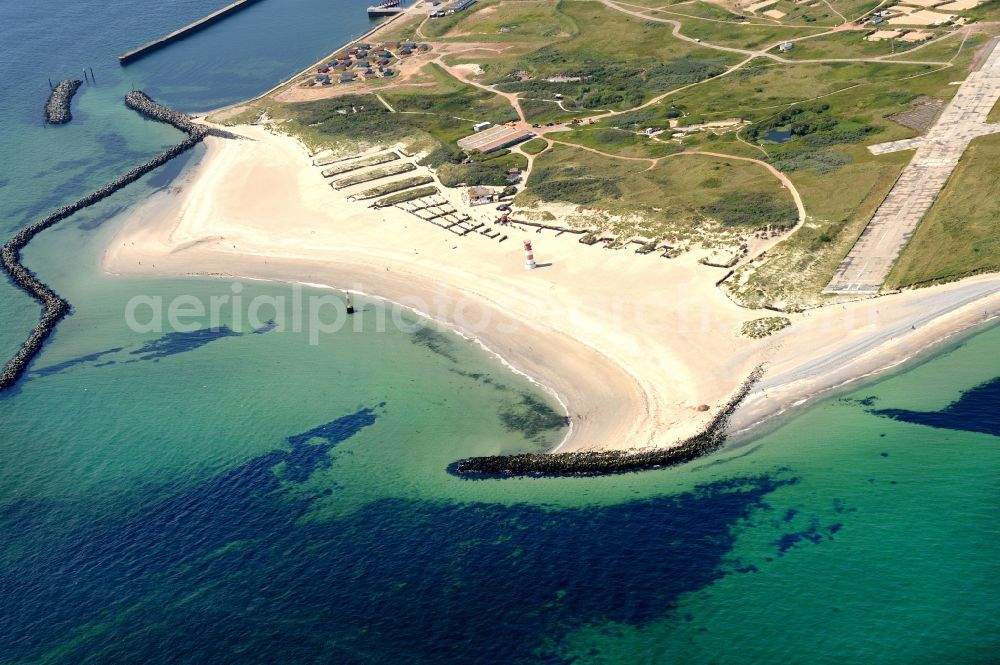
[520,143,797,237]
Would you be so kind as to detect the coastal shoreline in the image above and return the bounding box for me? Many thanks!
[103,126,1000,454]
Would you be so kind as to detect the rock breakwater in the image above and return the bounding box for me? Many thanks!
[44,80,83,124]
[0,91,206,390]
[450,366,764,478]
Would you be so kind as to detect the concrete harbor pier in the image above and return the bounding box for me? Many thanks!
[119,0,265,65]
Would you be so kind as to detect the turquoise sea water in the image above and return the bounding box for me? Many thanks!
[1,2,998,663]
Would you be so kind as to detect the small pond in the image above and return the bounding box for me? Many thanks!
[764,128,792,143]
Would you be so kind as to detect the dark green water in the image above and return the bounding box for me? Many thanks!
[1,1,998,663]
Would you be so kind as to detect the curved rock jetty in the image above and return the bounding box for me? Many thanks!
[0,91,206,391]
[44,79,83,124]
[450,366,764,478]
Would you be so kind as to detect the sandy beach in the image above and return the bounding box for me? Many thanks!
[105,125,1000,452]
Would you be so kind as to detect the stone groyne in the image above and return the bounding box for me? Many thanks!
[450,366,764,478]
[44,80,83,124]
[0,91,206,391]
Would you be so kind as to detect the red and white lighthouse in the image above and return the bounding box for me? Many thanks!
[523,239,536,270]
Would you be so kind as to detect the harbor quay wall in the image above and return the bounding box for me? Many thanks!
[118,0,265,64]
[0,92,206,390]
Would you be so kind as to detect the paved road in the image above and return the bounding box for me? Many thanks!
[824,40,1000,294]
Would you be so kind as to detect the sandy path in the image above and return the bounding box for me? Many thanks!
[104,126,1000,453]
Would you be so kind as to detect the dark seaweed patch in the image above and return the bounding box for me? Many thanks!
[871,377,1000,437]
[410,326,458,362]
[31,346,124,377]
[773,520,842,555]
[0,451,792,664]
[74,203,130,231]
[129,326,241,360]
[251,319,278,334]
[499,392,568,440]
[450,368,510,390]
[690,443,763,471]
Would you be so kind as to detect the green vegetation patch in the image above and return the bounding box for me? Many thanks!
[498,393,567,441]
[701,191,798,229]
[650,0,749,22]
[332,162,415,189]
[677,20,826,50]
[740,316,791,338]
[554,126,682,159]
[425,0,576,42]
[963,0,1000,22]
[382,64,516,121]
[321,151,400,177]
[260,67,516,158]
[353,175,435,200]
[374,185,440,208]
[477,1,743,111]
[988,96,1000,124]
[618,60,932,132]
[375,13,425,43]
[437,151,527,187]
[520,138,549,155]
[769,148,852,175]
[519,98,581,125]
[828,0,883,21]
[746,102,882,146]
[521,144,794,236]
[886,133,1000,288]
[497,54,732,111]
[780,30,939,61]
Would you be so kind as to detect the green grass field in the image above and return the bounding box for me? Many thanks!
[777,30,945,61]
[437,150,527,187]
[381,64,514,120]
[963,0,1000,22]
[885,133,1000,288]
[987,95,1000,123]
[828,0,883,21]
[608,59,936,130]
[375,13,426,44]
[480,1,745,110]
[520,138,549,155]
[676,20,825,50]
[424,0,577,42]
[880,31,969,63]
[553,126,683,159]
[518,98,581,125]
[646,1,748,22]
